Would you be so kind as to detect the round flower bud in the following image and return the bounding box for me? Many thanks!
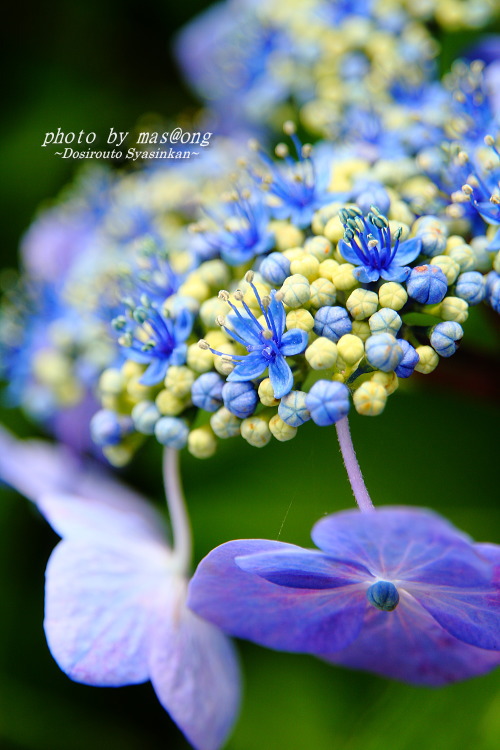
[311,202,341,235]
[163,294,199,317]
[191,372,224,412]
[99,368,124,395]
[365,333,403,372]
[368,308,402,336]
[188,425,217,459]
[259,252,291,285]
[314,306,352,342]
[494,251,500,274]
[243,282,271,312]
[280,274,310,308]
[346,289,379,320]
[200,297,230,329]
[318,259,339,281]
[351,320,371,342]
[305,337,338,370]
[471,236,492,273]
[290,254,320,282]
[164,365,196,398]
[197,259,230,289]
[304,235,333,261]
[305,380,350,426]
[131,400,160,435]
[323,215,345,243]
[330,263,358,291]
[414,345,439,374]
[378,282,407,310]
[430,321,463,358]
[353,381,387,416]
[154,417,189,448]
[337,334,364,365]
[258,378,279,407]
[367,581,399,611]
[446,243,475,272]
[187,343,213,373]
[309,278,336,308]
[286,308,315,332]
[90,410,132,446]
[486,271,500,312]
[440,296,469,323]
[394,339,419,378]
[241,416,272,448]
[271,221,304,251]
[269,414,297,442]
[126,376,151,403]
[412,215,448,257]
[371,371,399,394]
[210,407,241,438]
[282,247,304,262]
[455,272,485,305]
[278,390,311,427]
[178,277,210,303]
[155,389,186,416]
[102,445,133,468]
[222,381,258,418]
[407,265,448,304]
[430,255,460,284]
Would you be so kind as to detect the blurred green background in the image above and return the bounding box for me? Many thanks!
[1,2,499,749]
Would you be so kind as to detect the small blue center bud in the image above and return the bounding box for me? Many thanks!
[367,581,399,611]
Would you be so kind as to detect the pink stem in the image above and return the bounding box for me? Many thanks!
[335,416,375,513]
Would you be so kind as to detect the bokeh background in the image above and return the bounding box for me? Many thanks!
[1,2,499,749]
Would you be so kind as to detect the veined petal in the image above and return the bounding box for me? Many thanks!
[380,264,411,282]
[150,587,241,750]
[338,239,362,265]
[393,237,422,264]
[44,540,173,686]
[268,355,294,398]
[280,328,309,356]
[236,549,371,588]
[227,312,263,347]
[227,352,266,381]
[188,540,366,654]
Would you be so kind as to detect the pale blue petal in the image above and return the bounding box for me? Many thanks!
[380,264,411,282]
[227,312,262,346]
[139,357,170,386]
[150,597,241,750]
[268,291,285,337]
[227,352,266,381]
[393,237,422,264]
[174,308,194,341]
[268,356,293,398]
[280,329,309,356]
[354,266,380,283]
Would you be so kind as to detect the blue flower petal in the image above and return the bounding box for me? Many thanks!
[268,290,286,337]
[227,312,263,347]
[338,239,362,265]
[354,266,381,283]
[227,352,267,382]
[380,263,411,282]
[280,328,308,356]
[268,355,293,398]
[140,358,170,386]
[174,308,194,341]
[393,237,422,264]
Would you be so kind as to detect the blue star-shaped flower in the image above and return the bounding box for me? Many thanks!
[208,278,308,399]
[338,207,421,283]
[188,507,500,686]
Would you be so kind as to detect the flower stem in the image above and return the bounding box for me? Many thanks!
[335,416,375,513]
[163,447,192,571]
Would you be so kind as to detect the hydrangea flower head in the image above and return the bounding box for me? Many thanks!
[188,506,500,686]
[338,207,421,283]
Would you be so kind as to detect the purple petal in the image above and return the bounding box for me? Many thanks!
[311,507,472,579]
[236,549,371,588]
[150,595,240,750]
[268,355,293,398]
[227,352,266,381]
[280,328,309,356]
[44,540,173,685]
[188,540,366,654]
[327,592,500,686]
[393,237,422,264]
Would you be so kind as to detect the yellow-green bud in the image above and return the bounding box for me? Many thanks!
[258,378,279,406]
[446,243,475,272]
[188,425,217,459]
[210,407,241,438]
[121,360,144,379]
[346,288,379,320]
[286,308,315,332]
[102,444,133,467]
[271,221,304,251]
[351,320,371,342]
[415,345,439,374]
[155,389,187,416]
[164,365,195,398]
[282,247,305,262]
[126,377,152,403]
[371,371,399,395]
[99,368,124,395]
[323,215,345,243]
[305,337,338,370]
[440,296,469,323]
[337,334,364,365]
[290,254,320,282]
[309,278,336,308]
[353,381,387,416]
[494,251,500,274]
[200,297,230,329]
[304,235,333,261]
[197,259,231,289]
[243,282,271,311]
[388,198,414,225]
[240,416,272,448]
[187,343,213,373]
[178,276,210,302]
[318,258,340,281]
[378,282,408,310]
[430,255,461,284]
[280,274,310,308]
[330,263,358,291]
[311,202,342,235]
[269,414,297,442]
